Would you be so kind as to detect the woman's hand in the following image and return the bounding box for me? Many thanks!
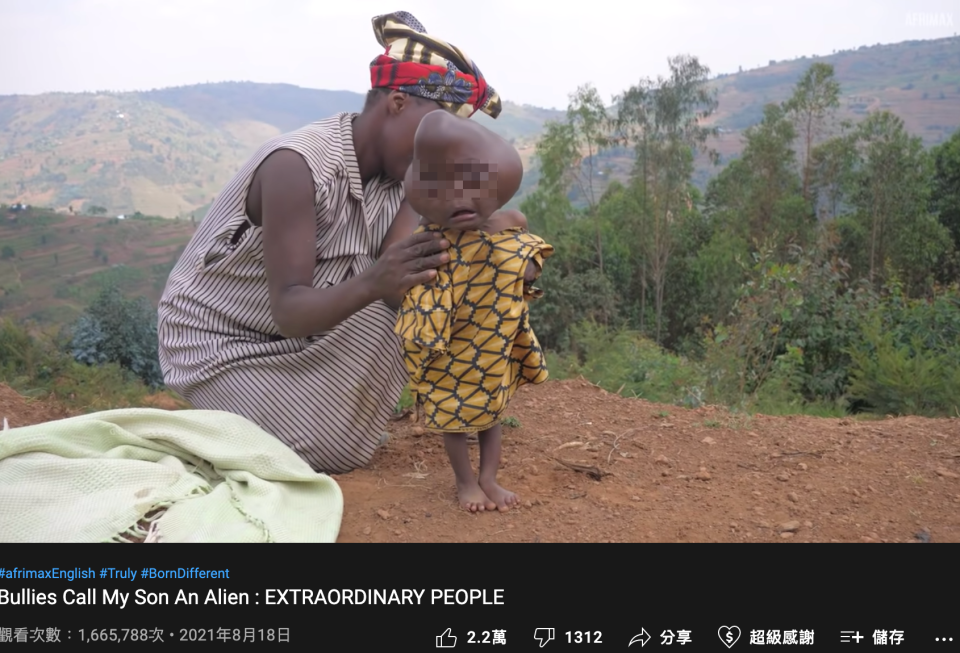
[366,230,450,307]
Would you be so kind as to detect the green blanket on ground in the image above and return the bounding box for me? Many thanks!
[0,408,343,543]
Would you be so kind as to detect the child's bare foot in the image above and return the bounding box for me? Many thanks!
[444,433,496,512]
[457,479,496,512]
[478,479,519,512]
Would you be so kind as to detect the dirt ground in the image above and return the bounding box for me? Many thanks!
[3,380,959,543]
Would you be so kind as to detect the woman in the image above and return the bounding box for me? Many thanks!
[157,11,502,474]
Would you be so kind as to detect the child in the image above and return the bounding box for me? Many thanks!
[390,110,553,513]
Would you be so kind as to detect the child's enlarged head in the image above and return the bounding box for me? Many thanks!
[404,111,522,231]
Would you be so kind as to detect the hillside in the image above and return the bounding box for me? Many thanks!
[700,35,960,174]
[0,85,562,218]
[1,36,959,218]
[0,207,195,325]
[594,36,960,193]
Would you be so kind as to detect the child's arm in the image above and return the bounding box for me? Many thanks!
[523,258,540,295]
[483,208,527,234]
[481,209,543,292]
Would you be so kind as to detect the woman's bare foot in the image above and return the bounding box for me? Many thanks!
[457,479,497,512]
[478,478,520,512]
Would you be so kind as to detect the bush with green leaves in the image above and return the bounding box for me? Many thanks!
[846,281,960,416]
[0,318,156,412]
[550,319,705,406]
[69,286,164,388]
[700,240,875,413]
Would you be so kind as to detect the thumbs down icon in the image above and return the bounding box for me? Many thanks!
[534,628,555,647]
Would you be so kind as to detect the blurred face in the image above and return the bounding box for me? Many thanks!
[380,93,444,181]
[404,157,501,230]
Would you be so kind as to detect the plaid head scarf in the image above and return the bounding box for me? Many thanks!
[369,11,502,119]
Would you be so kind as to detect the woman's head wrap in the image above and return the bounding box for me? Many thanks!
[369,11,502,119]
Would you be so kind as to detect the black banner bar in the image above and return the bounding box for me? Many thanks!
[0,545,953,650]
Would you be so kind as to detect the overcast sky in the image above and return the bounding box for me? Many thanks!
[2,0,957,110]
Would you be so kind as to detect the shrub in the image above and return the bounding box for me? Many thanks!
[69,285,164,388]
[550,319,705,406]
[846,282,960,416]
[0,318,159,413]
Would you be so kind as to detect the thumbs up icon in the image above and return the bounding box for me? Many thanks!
[436,628,457,648]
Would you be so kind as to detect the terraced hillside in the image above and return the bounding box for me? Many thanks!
[0,208,195,325]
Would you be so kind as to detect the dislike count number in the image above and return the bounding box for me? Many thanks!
[566,631,602,644]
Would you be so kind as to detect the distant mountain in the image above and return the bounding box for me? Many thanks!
[1,36,958,217]
[699,35,960,179]
[0,83,559,218]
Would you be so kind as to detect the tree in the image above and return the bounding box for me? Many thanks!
[567,85,612,271]
[930,129,960,259]
[706,103,810,266]
[525,85,611,272]
[566,84,611,213]
[1,246,14,260]
[87,205,107,215]
[849,111,950,292]
[783,63,841,203]
[615,55,719,342]
[809,120,857,220]
[69,285,164,388]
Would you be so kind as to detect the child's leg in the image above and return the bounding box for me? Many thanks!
[443,433,496,512]
[477,423,520,511]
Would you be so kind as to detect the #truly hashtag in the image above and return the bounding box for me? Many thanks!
[100,568,108,578]
[142,568,149,578]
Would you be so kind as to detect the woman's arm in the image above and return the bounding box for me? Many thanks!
[260,150,380,337]
[258,150,448,337]
[378,199,420,258]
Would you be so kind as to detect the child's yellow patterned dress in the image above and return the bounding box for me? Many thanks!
[395,224,554,433]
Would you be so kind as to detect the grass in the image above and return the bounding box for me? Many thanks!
[547,320,872,419]
[0,318,181,415]
[394,384,414,413]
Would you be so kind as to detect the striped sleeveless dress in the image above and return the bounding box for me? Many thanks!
[157,113,408,474]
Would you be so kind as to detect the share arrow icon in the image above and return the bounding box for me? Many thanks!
[629,629,651,647]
